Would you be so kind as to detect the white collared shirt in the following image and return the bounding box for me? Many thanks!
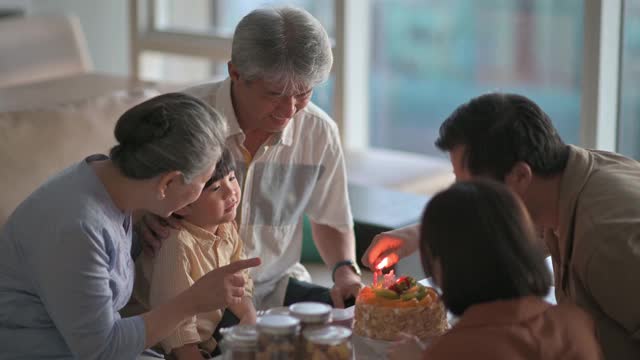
[184,78,354,308]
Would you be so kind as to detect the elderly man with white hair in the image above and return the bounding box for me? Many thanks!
[138,6,361,314]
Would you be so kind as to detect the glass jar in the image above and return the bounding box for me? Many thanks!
[303,326,354,360]
[264,306,291,316]
[256,314,300,360]
[288,302,332,331]
[329,308,354,329]
[288,303,332,358]
[219,325,258,360]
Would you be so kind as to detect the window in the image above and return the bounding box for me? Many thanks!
[154,0,334,38]
[619,0,640,159]
[133,0,627,162]
[138,0,334,112]
[369,0,584,156]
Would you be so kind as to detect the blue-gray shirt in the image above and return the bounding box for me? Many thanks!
[0,155,145,359]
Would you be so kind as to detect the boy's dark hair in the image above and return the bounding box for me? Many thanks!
[435,93,570,180]
[171,149,235,220]
[419,180,551,316]
[203,148,236,189]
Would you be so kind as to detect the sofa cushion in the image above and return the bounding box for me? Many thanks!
[0,89,158,227]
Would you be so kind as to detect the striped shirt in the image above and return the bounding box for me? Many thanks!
[185,78,354,308]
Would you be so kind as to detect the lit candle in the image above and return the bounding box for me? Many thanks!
[376,257,390,271]
[373,257,390,287]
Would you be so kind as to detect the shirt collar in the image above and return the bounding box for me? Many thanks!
[216,78,243,139]
[179,221,233,249]
[453,296,551,329]
[216,77,295,147]
[556,145,593,241]
[553,145,594,291]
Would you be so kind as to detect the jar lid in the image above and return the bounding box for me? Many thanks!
[264,306,291,316]
[220,325,258,347]
[289,302,332,323]
[330,308,353,321]
[303,325,352,345]
[257,314,300,335]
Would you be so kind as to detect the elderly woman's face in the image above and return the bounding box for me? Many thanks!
[158,162,217,217]
[233,77,313,133]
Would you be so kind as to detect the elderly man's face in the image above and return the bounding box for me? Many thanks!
[232,76,313,133]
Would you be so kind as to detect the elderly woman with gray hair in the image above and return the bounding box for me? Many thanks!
[0,93,260,359]
[140,6,361,313]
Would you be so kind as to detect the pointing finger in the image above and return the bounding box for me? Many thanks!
[221,257,261,273]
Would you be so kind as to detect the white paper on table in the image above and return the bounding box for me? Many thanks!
[352,333,393,360]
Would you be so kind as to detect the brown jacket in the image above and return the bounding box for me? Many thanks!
[545,146,640,359]
[423,297,601,360]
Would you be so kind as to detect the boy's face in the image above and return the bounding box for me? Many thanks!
[179,171,241,228]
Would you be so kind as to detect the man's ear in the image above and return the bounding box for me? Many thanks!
[156,170,182,200]
[228,62,240,81]
[504,161,532,195]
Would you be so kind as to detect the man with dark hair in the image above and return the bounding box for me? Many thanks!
[364,92,640,359]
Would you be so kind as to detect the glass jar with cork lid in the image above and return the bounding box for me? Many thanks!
[303,325,354,360]
[219,325,258,360]
[288,302,332,332]
[289,302,332,358]
[256,314,300,359]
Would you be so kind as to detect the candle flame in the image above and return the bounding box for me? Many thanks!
[376,257,389,270]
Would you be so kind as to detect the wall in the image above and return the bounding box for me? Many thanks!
[0,0,129,76]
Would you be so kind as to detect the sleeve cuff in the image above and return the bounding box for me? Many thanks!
[160,317,201,354]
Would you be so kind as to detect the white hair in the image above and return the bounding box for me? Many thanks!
[110,93,226,182]
[231,6,333,94]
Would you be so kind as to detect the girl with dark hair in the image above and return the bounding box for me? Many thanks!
[390,180,601,360]
[0,93,260,359]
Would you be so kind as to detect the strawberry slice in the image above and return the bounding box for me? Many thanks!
[388,276,417,294]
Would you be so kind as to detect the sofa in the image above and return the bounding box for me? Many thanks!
[0,78,158,227]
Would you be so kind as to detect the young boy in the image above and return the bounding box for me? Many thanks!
[134,149,255,359]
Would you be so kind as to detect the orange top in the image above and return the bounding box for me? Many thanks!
[423,296,602,360]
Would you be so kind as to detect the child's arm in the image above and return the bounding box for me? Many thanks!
[226,225,256,324]
[172,343,205,360]
[147,233,202,353]
[229,225,254,300]
[228,296,257,325]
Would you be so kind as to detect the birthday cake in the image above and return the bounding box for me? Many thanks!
[353,272,448,341]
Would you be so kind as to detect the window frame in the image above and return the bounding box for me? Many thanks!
[129,0,625,153]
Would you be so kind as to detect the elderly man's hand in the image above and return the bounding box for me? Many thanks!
[330,266,363,308]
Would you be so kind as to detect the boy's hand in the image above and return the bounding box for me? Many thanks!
[187,258,261,314]
[239,311,257,325]
[232,297,258,325]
